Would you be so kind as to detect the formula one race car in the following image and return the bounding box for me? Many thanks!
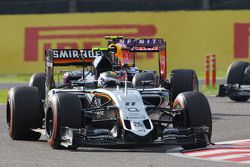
[218,61,250,102]
[6,47,212,150]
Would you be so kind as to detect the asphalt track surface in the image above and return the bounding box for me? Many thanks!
[1,96,250,167]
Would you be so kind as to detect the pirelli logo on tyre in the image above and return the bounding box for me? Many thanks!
[24,24,157,62]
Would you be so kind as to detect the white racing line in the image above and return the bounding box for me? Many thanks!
[167,139,250,164]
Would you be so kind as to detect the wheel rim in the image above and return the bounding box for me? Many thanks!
[46,109,54,138]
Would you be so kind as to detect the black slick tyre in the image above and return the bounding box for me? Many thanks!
[173,91,212,150]
[170,69,199,101]
[45,93,82,149]
[6,86,43,140]
[29,72,46,100]
[226,61,249,102]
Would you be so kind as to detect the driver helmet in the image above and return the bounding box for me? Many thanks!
[98,71,120,87]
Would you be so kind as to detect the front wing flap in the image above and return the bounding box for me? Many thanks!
[218,84,250,97]
[60,126,210,148]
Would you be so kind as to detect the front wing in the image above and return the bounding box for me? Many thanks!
[218,84,250,97]
[60,126,210,148]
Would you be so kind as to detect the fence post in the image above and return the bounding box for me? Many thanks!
[204,54,216,88]
[205,55,210,87]
[211,54,216,87]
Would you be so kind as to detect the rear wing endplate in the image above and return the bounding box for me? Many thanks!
[45,49,108,91]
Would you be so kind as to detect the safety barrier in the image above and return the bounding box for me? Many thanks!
[0,11,249,74]
[204,54,216,87]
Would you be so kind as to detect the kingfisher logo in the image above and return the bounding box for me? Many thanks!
[234,23,250,58]
[24,24,157,61]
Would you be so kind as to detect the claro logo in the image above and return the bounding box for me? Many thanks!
[24,25,157,61]
[234,23,250,58]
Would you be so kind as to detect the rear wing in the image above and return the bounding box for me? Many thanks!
[45,49,110,90]
[106,37,167,80]
[107,37,165,51]
[133,38,165,52]
[45,49,105,66]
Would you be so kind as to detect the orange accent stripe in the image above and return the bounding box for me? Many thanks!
[53,58,94,64]
[91,92,125,128]
[91,92,113,101]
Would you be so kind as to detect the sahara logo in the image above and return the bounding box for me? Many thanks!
[24,25,157,61]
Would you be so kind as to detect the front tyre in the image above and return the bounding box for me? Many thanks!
[45,93,82,149]
[173,91,212,150]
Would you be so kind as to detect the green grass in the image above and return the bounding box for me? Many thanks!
[200,85,219,96]
[0,89,8,104]
[0,74,31,83]
[196,71,226,79]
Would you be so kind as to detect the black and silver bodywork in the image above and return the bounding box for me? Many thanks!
[50,86,209,148]
[44,49,211,149]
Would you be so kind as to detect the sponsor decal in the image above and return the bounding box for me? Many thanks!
[3,11,250,74]
[133,121,144,128]
[24,24,157,61]
[113,38,134,46]
[114,38,164,47]
[135,38,164,46]
[125,116,146,119]
[96,110,105,119]
[128,107,139,112]
[125,102,136,106]
[51,49,104,59]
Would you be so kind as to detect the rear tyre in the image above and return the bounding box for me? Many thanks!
[29,72,46,100]
[6,86,43,140]
[170,69,199,101]
[173,91,212,150]
[45,93,82,149]
[226,61,249,102]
